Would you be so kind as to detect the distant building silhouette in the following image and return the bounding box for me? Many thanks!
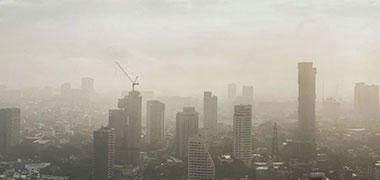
[354,82,379,117]
[203,91,218,136]
[188,136,215,180]
[233,104,252,167]
[298,62,316,145]
[93,127,115,180]
[60,82,71,96]
[146,100,165,148]
[175,107,199,159]
[228,83,237,100]
[0,108,21,153]
[242,85,254,102]
[81,77,94,93]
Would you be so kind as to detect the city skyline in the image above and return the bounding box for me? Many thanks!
[1,0,380,179]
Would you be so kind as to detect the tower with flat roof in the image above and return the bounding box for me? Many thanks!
[233,104,252,167]
[175,107,199,159]
[204,91,218,136]
[0,108,21,153]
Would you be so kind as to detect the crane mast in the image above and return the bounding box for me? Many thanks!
[114,61,139,91]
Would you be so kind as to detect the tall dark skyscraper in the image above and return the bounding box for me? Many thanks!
[298,62,317,144]
[146,100,165,147]
[175,107,199,159]
[203,91,217,136]
[0,108,21,153]
[108,109,127,165]
[93,127,115,180]
[117,90,142,166]
[228,83,237,100]
[354,82,379,116]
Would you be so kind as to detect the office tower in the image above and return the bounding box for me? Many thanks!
[108,109,127,165]
[354,82,379,116]
[61,82,71,95]
[228,83,237,99]
[0,108,21,153]
[233,105,252,167]
[242,85,254,101]
[146,100,165,147]
[188,136,215,180]
[117,90,142,166]
[203,91,218,136]
[298,62,316,144]
[81,77,94,93]
[93,127,115,180]
[175,107,199,159]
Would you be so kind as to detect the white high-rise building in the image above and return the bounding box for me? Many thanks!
[233,104,252,167]
[188,136,215,180]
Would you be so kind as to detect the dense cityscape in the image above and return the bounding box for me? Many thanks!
[1,62,380,180]
[2,0,380,180]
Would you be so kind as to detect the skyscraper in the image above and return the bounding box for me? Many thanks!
[81,77,94,93]
[203,91,218,136]
[298,62,316,144]
[354,82,379,116]
[233,104,252,167]
[146,100,165,147]
[108,109,127,165]
[0,108,21,153]
[188,136,215,180]
[93,127,115,180]
[175,107,199,159]
[117,90,142,166]
[228,83,237,100]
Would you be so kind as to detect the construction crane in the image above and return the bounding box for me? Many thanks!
[114,61,139,91]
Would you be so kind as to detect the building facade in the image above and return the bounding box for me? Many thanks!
[354,82,379,116]
[0,108,21,153]
[108,109,127,165]
[233,104,252,167]
[298,62,317,144]
[93,127,115,180]
[203,91,218,136]
[175,107,199,159]
[117,90,142,166]
[188,136,215,180]
[146,100,165,147]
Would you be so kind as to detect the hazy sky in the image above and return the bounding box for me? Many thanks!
[1,0,380,99]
